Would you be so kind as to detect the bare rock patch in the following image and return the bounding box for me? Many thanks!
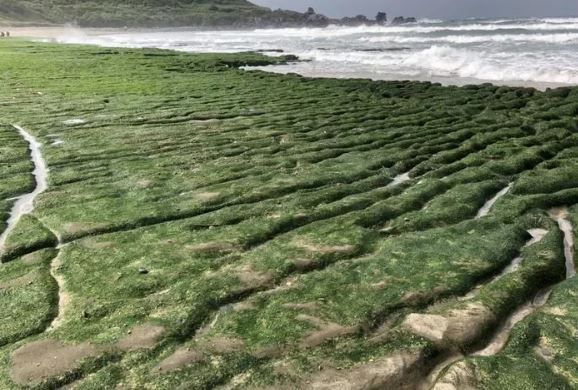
[0,271,37,289]
[117,324,165,351]
[432,361,477,390]
[294,239,356,255]
[63,222,108,236]
[233,265,275,290]
[403,314,449,344]
[283,302,320,311]
[296,315,359,349]
[403,303,495,347]
[195,192,221,202]
[200,336,245,354]
[306,352,423,390]
[80,238,115,250]
[534,336,556,363]
[186,241,238,254]
[10,340,99,386]
[155,348,205,373]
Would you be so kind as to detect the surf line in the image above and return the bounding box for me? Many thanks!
[0,125,49,253]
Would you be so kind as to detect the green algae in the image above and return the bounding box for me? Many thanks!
[0,39,576,388]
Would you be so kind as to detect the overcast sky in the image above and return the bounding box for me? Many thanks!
[252,0,578,19]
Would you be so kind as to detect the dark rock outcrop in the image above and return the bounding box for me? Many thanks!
[391,16,418,25]
[305,10,330,27]
[340,14,370,27]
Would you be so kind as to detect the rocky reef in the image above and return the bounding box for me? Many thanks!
[391,16,418,25]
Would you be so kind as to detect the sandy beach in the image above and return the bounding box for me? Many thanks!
[0,26,121,39]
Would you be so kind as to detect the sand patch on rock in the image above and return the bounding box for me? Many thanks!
[10,340,100,386]
[548,207,569,220]
[296,315,359,348]
[195,192,221,202]
[543,306,568,316]
[306,352,423,390]
[294,239,355,255]
[400,288,446,306]
[534,337,556,363]
[432,361,477,390]
[283,302,320,311]
[186,242,238,254]
[403,314,449,344]
[232,301,257,312]
[136,179,153,189]
[252,344,285,359]
[527,228,549,245]
[200,336,245,354]
[80,238,115,250]
[259,276,299,297]
[233,265,275,290]
[403,303,494,347]
[117,324,165,351]
[63,222,108,236]
[21,251,47,264]
[48,251,69,331]
[291,258,318,272]
[155,348,205,373]
[0,271,37,289]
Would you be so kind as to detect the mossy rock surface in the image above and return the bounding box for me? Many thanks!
[0,40,576,388]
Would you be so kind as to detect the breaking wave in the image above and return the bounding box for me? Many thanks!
[53,17,578,87]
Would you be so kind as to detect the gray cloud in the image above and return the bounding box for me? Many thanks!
[252,0,578,19]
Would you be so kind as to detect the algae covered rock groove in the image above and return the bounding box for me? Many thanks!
[0,39,577,389]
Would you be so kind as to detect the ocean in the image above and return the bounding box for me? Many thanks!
[55,18,578,88]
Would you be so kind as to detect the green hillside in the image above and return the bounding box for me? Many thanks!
[0,0,286,27]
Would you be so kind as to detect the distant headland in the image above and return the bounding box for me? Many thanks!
[0,0,417,28]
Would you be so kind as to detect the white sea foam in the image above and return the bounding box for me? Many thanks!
[362,33,578,44]
[52,17,578,87]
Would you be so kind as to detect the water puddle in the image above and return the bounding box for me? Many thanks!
[428,210,574,387]
[549,208,576,278]
[384,172,411,189]
[469,210,575,356]
[0,125,49,253]
[63,118,86,126]
[476,183,512,219]
[460,229,548,301]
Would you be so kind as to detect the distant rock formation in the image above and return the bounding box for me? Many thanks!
[376,12,387,25]
[304,8,330,27]
[260,7,394,28]
[391,16,418,25]
[340,14,370,27]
